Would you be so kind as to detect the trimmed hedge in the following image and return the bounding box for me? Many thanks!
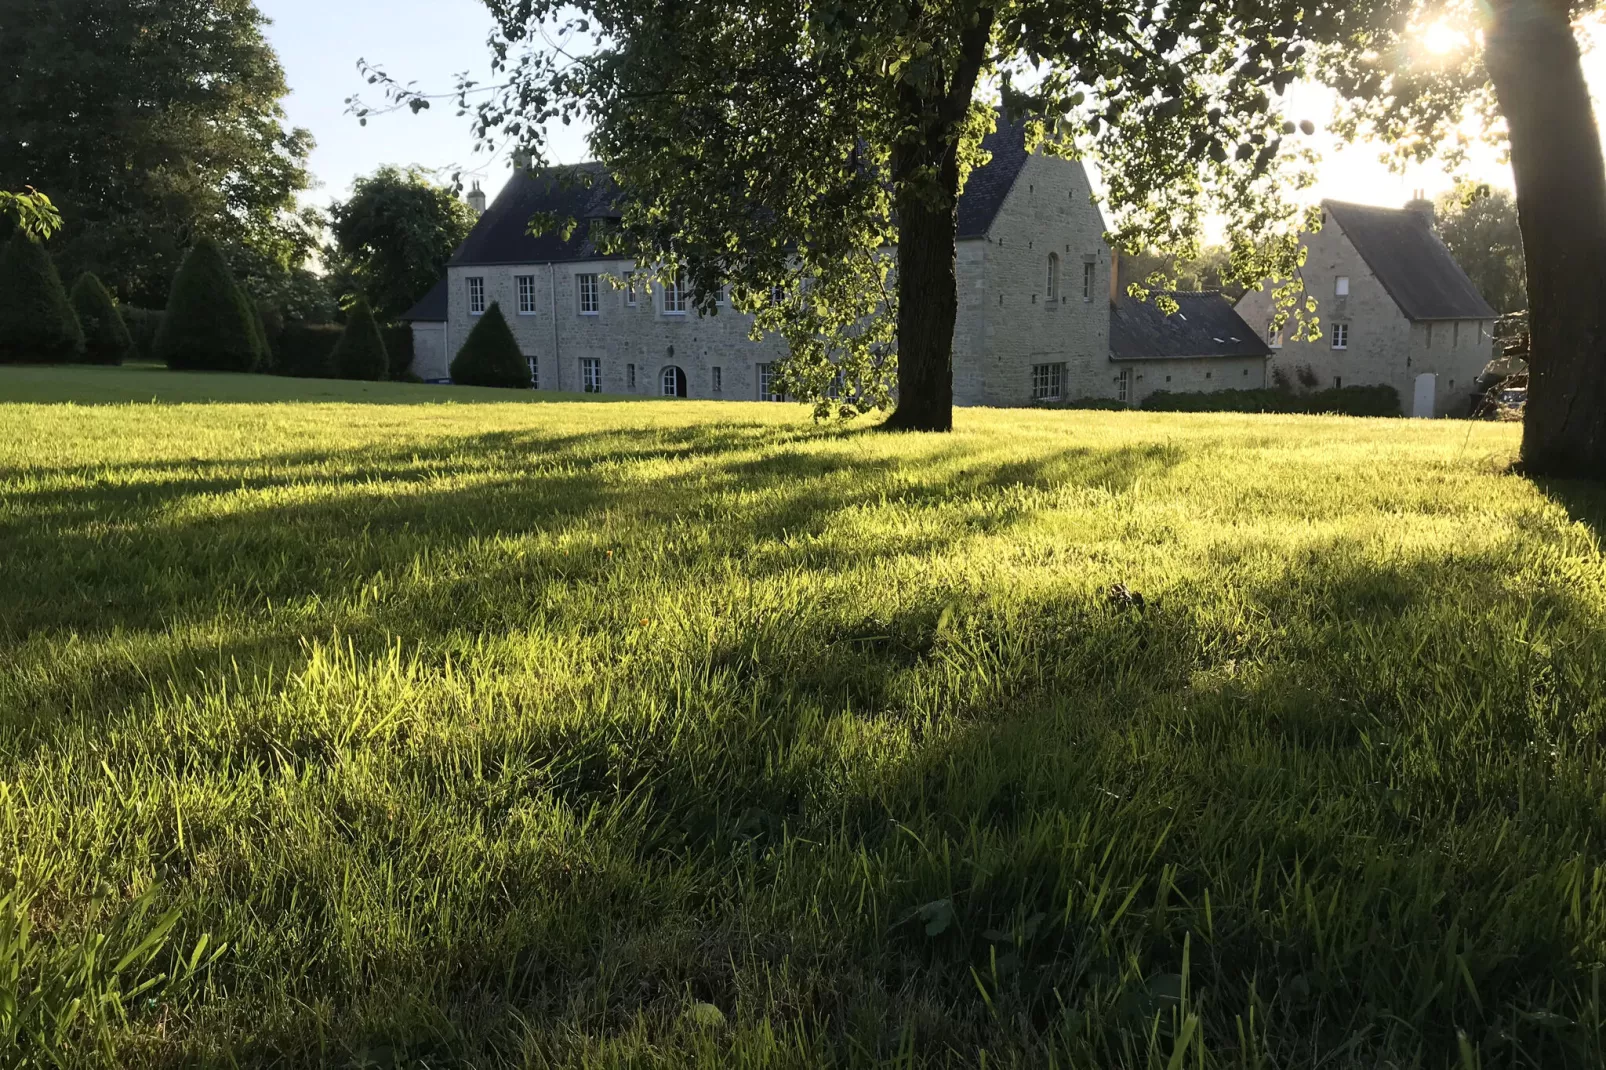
[70,273,135,365]
[1040,397,1130,411]
[0,231,83,364]
[270,323,342,378]
[119,307,165,361]
[380,324,415,380]
[331,299,389,382]
[155,238,264,372]
[1140,385,1402,417]
[450,303,530,389]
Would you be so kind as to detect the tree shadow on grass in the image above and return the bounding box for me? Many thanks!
[1534,475,1606,543]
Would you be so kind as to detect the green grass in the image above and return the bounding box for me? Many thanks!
[3,365,1606,1068]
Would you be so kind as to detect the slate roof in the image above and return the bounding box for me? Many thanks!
[399,277,449,322]
[1109,291,1271,361]
[449,120,1037,267]
[1323,200,1496,321]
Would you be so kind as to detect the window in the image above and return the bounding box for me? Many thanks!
[1268,320,1284,349]
[757,363,784,402]
[1082,261,1096,301]
[526,355,539,389]
[1335,276,1350,297]
[712,366,723,393]
[1331,322,1349,350]
[714,284,726,306]
[581,357,601,393]
[663,269,688,314]
[467,277,486,315]
[577,273,599,315]
[517,275,537,315]
[625,273,638,307]
[1335,375,1343,388]
[1117,367,1133,403]
[1453,321,1461,347]
[1031,362,1064,402]
[627,363,636,390]
[661,365,687,398]
[1047,254,1061,301]
[769,284,786,306]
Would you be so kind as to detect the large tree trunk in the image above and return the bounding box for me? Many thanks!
[1485,0,1606,478]
[886,163,961,432]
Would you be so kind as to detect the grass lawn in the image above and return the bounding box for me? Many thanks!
[3,364,1606,1067]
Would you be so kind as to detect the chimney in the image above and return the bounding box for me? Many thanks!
[1405,188,1435,228]
[467,181,487,216]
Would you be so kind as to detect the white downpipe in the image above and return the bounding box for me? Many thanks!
[549,262,560,390]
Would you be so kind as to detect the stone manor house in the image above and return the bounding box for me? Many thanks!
[404,122,1494,412]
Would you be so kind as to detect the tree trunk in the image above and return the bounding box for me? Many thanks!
[1485,0,1606,478]
[886,171,960,432]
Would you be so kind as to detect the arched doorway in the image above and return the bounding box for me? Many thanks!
[661,365,688,398]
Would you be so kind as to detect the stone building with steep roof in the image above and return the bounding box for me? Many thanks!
[1235,199,1498,417]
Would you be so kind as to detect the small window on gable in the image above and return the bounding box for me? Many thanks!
[1268,320,1284,349]
[1047,253,1060,301]
[1335,276,1350,297]
[1082,261,1095,301]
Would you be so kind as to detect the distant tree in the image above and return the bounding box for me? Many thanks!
[1434,183,1526,317]
[155,238,265,373]
[0,232,83,364]
[327,167,479,321]
[70,273,135,365]
[330,298,390,382]
[0,0,316,305]
[450,304,531,389]
[1120,245,1248,301]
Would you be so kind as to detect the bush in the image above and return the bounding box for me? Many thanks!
[119,307,165,361]
[380,324,415,381]
[70,273,135,365]
[449,303,530,389]
[154,238,264,372]
[269,323,342,378]
[0,231,83,364]
[330,298,389,382]
[1140,385,1403,417]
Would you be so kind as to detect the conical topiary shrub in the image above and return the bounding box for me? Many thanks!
[154,238,261,372]
[0,231,83,364]
[449,303,530,388]
[70,272,135,365]
[331,298,389,382]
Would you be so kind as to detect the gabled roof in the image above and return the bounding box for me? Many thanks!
[449,120,1038,268]
[1323,200,1496,321]
[399,277,448,322]
[1110,291,1271,361]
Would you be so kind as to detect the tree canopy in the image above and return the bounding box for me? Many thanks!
[1434,182,1526,318]
[327,167,480,321]
[0,189,62,241]
[0,0,317,305]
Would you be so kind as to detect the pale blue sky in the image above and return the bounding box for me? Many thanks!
[259,0,1603,217]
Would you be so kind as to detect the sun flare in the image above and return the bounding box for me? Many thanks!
[1421,20,1467,55]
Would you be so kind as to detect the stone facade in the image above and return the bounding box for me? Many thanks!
[1234,202,1496,417]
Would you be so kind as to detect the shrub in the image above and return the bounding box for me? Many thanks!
[269,323,342,378]
[154,238,263,372]
[118,307,165,361]
[1141,385,1403,417]
[380,324,415,380]
[1040,396,1129,411]
[0,231,83,364]
[70,273,135,365]
[449,303,530,389]
[331,299,390,382]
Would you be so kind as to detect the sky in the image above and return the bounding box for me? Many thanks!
[257,0,1604,220]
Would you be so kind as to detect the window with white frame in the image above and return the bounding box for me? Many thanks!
[467,277,486,315]
[757,363,784,402]
[1047,253,1061,301]
[581,357,601,393]
[1331,322,1349,350]
[1032,362,1064,402]
[663,269,689,314]
[1118,367,1133,403]
[624,273,638,307]
[1268,319,1284,348]
[1082,260,1095,301]
[768,284,786,307]
[526,355,539,389]
[1335,276,1350,297]
[516,275,537,314]
[712,366,723,393]
[577,273,599,315]
[714,283,726,306]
